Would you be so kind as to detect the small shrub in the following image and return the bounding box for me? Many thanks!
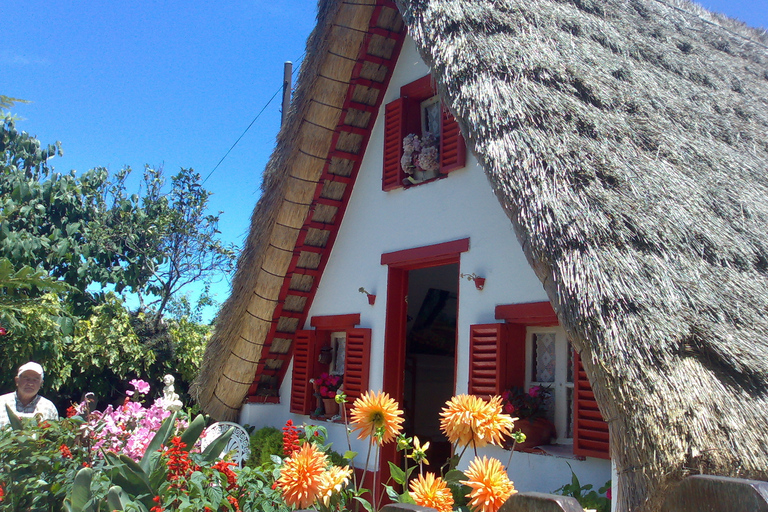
[247,426,284,467]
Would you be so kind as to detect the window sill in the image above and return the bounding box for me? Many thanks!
[506,443,585,461]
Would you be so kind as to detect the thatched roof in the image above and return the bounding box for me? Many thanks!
[194,0,768,509]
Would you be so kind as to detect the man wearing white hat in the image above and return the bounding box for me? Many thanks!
[0,361,59,427]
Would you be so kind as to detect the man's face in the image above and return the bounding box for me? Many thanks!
[15,371,42,401]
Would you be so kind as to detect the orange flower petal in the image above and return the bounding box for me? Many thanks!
[461,456,517,512]
[350,390,404,444]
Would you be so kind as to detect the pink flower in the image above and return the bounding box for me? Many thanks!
[130,379,151,395]
[528,386,540,398]
[606,488,612,500]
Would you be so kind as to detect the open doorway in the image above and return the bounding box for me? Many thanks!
[402,263,458,473]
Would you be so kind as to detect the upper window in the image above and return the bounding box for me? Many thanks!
[382,75,466,191]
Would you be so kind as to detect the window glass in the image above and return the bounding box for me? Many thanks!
[527,327,574,444]
[421,96,441,137]
[329,331,346,376]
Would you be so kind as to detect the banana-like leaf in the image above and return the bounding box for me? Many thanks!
[107,485,138,511]
[178,413,206,451]
[67,467,93,512]
[200,426,235,464]
[140,411,177,473]
[5,404,22,430]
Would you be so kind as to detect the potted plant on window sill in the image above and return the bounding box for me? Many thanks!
[502,385,555,450]
[314,372,342,419]
[401,132,440,184]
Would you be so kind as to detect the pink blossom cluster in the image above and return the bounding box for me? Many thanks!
[82,379,175,461]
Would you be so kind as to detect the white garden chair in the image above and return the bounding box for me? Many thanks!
[199,421,252,468]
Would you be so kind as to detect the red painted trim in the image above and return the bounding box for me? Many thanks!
[380,238,470,268]
[494,301,559,326]
[310,314,361,330]
[400,74,435,100]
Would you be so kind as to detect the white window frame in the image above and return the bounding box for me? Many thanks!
[525,326,574,445]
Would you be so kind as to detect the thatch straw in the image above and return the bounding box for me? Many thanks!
[395,0,768,510]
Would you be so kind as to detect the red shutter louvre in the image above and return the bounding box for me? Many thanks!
[468,324,516,398]
[439,106,466,174]
[290,330,317,415]
[573,351,610,459]
[383,98,405,191]
[343,328,372,410]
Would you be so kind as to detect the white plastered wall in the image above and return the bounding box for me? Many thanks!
[240,36,611,494]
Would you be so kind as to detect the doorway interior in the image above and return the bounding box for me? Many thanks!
[402,263,458,473]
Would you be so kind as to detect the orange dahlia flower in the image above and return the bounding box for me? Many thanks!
[475,396,514,446]
[276,442,328,508]
[350,390,404,444]
[440,394,513,448]
[317,465,353,505]
[462,456,516,512]
[409,472,454,512]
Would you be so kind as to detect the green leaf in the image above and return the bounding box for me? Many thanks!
[199,426,234,464]
[140,411,177,473]
[444,469,467,484]
[353,496,374,512]
[106,485,134,511]
[388,461,406,485]
[5,404,22,430]
[68,467,93,512]
[178,413,206,451]
[343,450,358,461]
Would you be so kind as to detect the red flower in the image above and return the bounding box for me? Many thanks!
[59,444,72,458]
[0,327,7,336]
[163,437,193,485]
[227,496,241,512]
[213,460,238,490]
[40,421,51,429]
[282,420,301,457]
[82,462,90,468]
[0,481,4,502]
[66,405,78,418]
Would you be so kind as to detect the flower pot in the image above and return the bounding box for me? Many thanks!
[512,417,555,450]
[322,398,339,418]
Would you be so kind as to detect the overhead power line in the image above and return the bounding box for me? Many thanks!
[203,54,305,184]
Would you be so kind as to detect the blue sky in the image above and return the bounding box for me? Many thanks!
[1,0,766,320]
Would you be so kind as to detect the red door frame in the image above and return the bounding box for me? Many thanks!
[379,238,469,475]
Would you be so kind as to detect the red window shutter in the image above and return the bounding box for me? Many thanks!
[439,106,466,174]
[573,351,610,459]
[383,98,405,191]
[343,328,372,411]
[468,323,524,398]
[290,330,317,415]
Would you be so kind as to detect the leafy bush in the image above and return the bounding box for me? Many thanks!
[247,426,284,468]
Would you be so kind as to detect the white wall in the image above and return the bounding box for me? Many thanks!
[240,35,611,492]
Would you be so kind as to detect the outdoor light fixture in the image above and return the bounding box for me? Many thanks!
[460,273,485,290]
[358,287,376,305]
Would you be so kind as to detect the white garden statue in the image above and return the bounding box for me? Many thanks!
[161,374,183,412]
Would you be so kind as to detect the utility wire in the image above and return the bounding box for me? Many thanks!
[203,53,305,184]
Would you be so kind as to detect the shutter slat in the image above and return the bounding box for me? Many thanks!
[344,329,372,413]
[383,99,405,191]
[439,106,466,174]
[573,351,610,459]
[290,330,316,415]
[469,324,510,398]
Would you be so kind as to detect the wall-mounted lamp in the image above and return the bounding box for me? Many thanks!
[460,273,486,290]
[359,287,376,305]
